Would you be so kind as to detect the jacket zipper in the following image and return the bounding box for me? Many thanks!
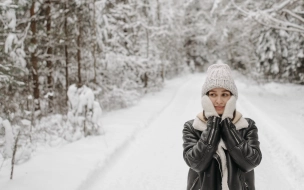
[231,129,240,144]
[227,119,240,144]
[208,117,216,145]
[244,182,249,190]
[190,176,199,190]
[214,154,222,177]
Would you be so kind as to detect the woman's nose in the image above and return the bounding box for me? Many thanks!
[216,97,223,104]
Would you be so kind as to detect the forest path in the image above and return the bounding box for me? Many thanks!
[84,73,301,190]
[81,73,202,190]
[1,73,302,190]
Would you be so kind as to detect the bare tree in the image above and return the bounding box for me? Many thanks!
[92,0,97,84]
[77,6,82,85]
[46,0,53,112]
[65,0,69,103]
[30,0,40,111]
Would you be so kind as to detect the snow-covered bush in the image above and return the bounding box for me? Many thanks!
[255,27,304,83]
[0,118,14,159]
[66,84,103,141]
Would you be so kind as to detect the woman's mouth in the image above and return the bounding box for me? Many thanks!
[215,106,224,110]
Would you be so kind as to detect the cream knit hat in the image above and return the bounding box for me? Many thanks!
[201,61,238,99]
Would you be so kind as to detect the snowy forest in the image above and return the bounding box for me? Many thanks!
[0,0,304,181]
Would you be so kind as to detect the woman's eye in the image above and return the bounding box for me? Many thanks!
[209,93,215,97]
[223,93,230,97]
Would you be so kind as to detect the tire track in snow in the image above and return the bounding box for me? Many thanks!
[238,95,304,189]
[90,73,202,190]
[76,74,202,190]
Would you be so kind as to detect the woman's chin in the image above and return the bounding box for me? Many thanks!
[216,111,224,115]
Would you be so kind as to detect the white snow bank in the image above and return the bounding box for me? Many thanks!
[0,74,193,190]
[0,71,303,190]
[234,72,304,189]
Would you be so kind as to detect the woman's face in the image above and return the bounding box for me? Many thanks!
[208,88,232,115]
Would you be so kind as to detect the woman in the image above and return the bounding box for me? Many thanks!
[182,63,262,190]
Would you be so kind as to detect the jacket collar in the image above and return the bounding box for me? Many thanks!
[193,110,248,131]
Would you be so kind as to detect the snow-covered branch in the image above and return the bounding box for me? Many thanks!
[255,17,304,34]
[265,14,304,31]
[282,9,304,23]
[264,0,293,13]
[230,0,250,16]
[230,0,304,33]
[293,10,304,14]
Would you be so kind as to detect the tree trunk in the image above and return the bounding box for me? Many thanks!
[77,7,82,85]
[156,0,161,26]
[143,72,148,88]
[65,0,69,103]
[30,0,40,111]
[146,29,149,58]
[46,0,53,113]
[92,0,97,84]
[10,131,20,180]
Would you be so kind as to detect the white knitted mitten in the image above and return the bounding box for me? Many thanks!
[201,95,219,118]
[221,96,236,120]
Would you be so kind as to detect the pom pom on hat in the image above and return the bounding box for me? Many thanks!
[202,60,238,99]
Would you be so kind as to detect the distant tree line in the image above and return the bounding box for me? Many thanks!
[1,0,303,123]
[184,0,304,84]
[0,0,187,122]
[1,0,188,169]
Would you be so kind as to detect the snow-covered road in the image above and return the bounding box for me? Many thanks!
[84,73,304,190]
[1,73,303,190]
[82,73,202,190]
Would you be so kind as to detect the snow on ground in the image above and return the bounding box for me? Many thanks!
[0,72,303,190]
[234,72,304,190]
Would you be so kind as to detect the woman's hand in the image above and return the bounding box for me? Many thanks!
[221,95,239,149]
[204,116,221,146]
[221,95,236,120]
[201,95,219,118]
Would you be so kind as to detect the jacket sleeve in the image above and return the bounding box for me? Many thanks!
[221,118,262,173]
[182,118,220,173]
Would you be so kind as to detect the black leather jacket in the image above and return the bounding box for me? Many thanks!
[182,118,262,190]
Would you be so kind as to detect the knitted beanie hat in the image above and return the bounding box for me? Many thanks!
[201,61,238,99]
